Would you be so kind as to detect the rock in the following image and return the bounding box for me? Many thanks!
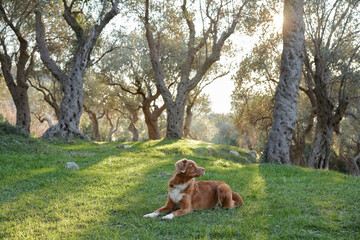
[116,145,133,149]
[247,150,258,159]
[65,162,79,170]
[229,150,240,155]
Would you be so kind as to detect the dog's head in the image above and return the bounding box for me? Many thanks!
[175,158,205,178]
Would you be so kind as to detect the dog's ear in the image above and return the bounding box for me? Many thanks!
[175,159,188,173]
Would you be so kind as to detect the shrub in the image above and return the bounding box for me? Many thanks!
[0,114,29,137]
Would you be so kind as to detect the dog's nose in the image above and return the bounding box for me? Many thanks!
[200,168,205,176]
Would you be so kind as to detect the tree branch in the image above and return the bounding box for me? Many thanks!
[144,0,173,103]
[62,0,85,40]
[35,10,66,82]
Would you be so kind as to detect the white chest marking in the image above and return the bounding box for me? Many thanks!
[169,182,190,204]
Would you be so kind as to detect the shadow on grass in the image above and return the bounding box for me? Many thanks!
[259,164,360,239]
[0,142,130,239]
[1,140,277,239]
[80,159,270,239]
[0,143,117,207]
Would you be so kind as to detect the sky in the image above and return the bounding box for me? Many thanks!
[203,75,234,114]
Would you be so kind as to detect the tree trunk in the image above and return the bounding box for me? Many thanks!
[142,97,164,140]
[128,123,139,142]
[344,154,360,177]
[183,103,193,138]
[1,63,31,133]
[260,0,305,164]
[290,100,315,167]
[308,119,333,169]
[83,105,101,141]
[307,57,333,169]
[290,137,307,167]
[34,2,119,140]
[339,143,360,177]
[105,114,120,142]
[143,109,161,140]
[0,3,34,134]
[127,109,139,142]
[42,68,87,140]
[13,86,31,133]
[165,100,186,139]
[307,54,349,169]
[106,125,115,142]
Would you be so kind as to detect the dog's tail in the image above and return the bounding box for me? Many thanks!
[232,192,243,207]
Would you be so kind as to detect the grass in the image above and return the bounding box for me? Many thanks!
[0,135,359,239]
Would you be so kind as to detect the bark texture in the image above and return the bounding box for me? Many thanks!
[307,57,349,169]
[83,105,101,141]
[0,1,34,134]
[260,0,305,164]
[127,108,139,142]
[34,1,119,140]
[183,103,193,138]
[142,94,164,140]
[105,110,120,142]
[290,110,315,167]
[290,78,317,166]
[304,0,356,169]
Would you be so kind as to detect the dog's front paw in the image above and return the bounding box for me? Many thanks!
[162,213,174,220]
[143,212,159,218]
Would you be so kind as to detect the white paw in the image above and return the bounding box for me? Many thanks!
[162,213,174,220]
[143,212,159,218]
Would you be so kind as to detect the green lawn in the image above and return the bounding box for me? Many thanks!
[0,136,359,239]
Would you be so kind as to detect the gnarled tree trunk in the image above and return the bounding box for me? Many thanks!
[290,111,314,167]
[13,87,31,133]
[127,108,139,142]
[183,103,193,138]
[0,2,35,134]
[339,140,360,176]
[307,55,349,169]
[144,112,161,139]
[83,105,101,141]
[290,85,316,166]
[0,62,31,134]
[35,1,119,140]
[105,110,120,142]
[165,100,187,139]
[142,95,164,140]
[260,0,305,164]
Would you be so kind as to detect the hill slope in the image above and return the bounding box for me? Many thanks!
[0,137,359,239]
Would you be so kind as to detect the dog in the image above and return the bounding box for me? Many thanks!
[143,158,243,220]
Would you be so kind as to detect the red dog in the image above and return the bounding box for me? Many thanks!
[143,158,243,220]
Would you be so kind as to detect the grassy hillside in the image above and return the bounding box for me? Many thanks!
[0,135,359,239]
